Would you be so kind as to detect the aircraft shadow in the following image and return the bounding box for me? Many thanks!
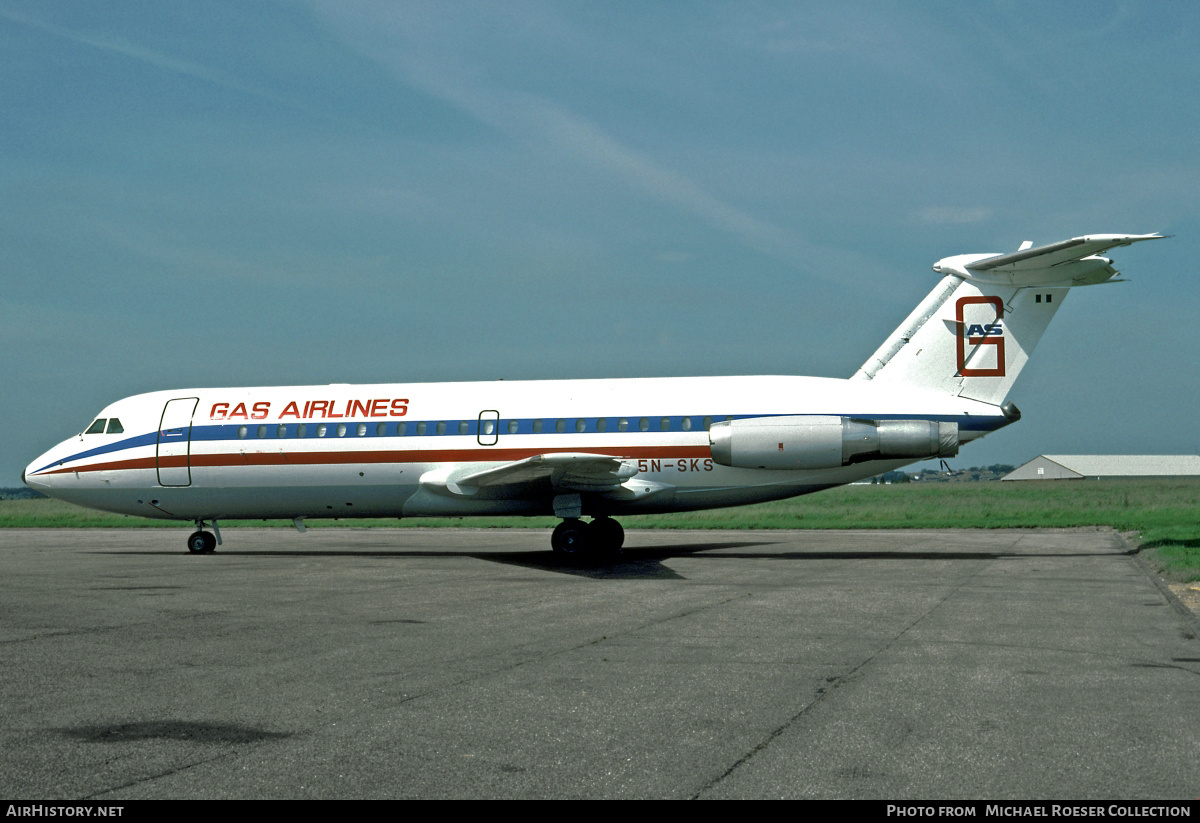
[101,538,1125,579]
[103,540,773,580]
[475,541,778,579]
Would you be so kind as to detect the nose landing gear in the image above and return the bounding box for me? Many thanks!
[186,519,221,554]
[550,517,624,559]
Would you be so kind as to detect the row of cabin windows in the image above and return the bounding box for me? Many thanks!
[85,419,124,435]
[234,416,721,440]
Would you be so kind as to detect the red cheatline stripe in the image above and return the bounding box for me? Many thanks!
[37,445,713,475]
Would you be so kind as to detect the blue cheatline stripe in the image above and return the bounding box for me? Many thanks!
[36,411,1009,474]
[32,432,160,475]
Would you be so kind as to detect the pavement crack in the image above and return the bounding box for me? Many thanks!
[691,555,999,799]
[387,592,753,709]
[81,749,245,799]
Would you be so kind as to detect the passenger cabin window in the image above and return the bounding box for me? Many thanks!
[106,419,124,434]
[86,419,107,434]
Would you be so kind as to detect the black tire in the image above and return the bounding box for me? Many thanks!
[551,519,589,555]
[588,517,624,553]
[187,531,209,554]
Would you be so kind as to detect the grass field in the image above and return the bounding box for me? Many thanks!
[3,478,1198,581]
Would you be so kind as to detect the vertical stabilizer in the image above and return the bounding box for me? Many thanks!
[854,234,1161,406]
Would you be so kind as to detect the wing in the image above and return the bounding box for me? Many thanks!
[409,452,674,518]
[418,451,672,502]
[456,452,636,492]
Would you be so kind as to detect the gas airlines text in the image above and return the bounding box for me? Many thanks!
[209,399,409,421]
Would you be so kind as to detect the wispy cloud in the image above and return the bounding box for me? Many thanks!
[0,7,329,122]
[310,1,890,287]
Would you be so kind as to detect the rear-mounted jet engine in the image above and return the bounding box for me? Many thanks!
[708,416,958,470]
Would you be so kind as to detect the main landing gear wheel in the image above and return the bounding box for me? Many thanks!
[588,517,624,555]
[551,519,590,555]
[187,531,216,554]
[550,517,624,560]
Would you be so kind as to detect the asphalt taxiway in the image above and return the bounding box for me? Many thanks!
[1,527,1196,799]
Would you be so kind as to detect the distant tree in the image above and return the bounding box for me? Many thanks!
[0,487,47,500]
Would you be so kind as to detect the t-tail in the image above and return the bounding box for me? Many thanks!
[853,233,1163,406]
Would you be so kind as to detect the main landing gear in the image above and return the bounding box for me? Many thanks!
[186,519,221,554]
[551,517,624,559]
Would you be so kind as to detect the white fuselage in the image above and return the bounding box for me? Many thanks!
[25,374,1008,523]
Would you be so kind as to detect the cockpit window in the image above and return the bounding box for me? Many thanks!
[85,419,106,434]
[106,419,124,434]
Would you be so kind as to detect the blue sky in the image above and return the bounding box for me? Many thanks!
[3,1,1197,485]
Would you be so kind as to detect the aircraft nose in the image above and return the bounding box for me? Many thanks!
[23,454,52,491]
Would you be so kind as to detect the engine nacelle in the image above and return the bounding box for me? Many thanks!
[708,415,958,470]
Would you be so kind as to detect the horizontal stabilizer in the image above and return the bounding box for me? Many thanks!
[933,233,1162,288]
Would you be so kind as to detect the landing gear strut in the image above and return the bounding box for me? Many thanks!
[186,519,220,554]
[550,517,624,559]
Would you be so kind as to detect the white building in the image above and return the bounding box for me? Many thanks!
[1001,455,1200,481]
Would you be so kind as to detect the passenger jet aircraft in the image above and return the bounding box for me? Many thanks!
[25,233,1161,556]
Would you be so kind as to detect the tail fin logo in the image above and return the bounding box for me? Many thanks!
[955,296,1005,377]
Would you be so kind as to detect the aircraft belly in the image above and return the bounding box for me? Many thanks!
[132,483,420,520]
[400,486,548,517]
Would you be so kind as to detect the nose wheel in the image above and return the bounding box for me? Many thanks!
[187,531,216,553]
[186,520,220,553]
[550,517,624,559]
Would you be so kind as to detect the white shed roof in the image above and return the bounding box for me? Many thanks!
[1005,455,1200,479]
